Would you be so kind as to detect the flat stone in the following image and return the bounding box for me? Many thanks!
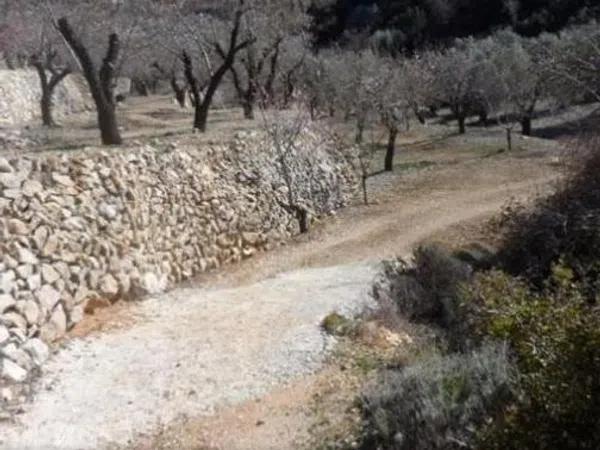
[2,344,32,370]
[26,273,41,291]
[17,247,38,265]
[7,218,28,235]
[18,300,40,326]
[22,179,43,197]
[41,264,61,284]
[32,226,49,250]
[15,264,33,280]
[0,294,15,312]
[51,172,74,188]
[0,325,9,345]
[1,357,27,383]
[40,305,67,342]
[35,284,61,312]
[0,157,13,173]
[0,172,24,189]
[139,272,167,295]
[98,203,118,220]
[0,271,16,293]
[99,274,119,298]
[3,312,27,331]
[22,338,49,366]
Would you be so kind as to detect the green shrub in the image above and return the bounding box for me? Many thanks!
[463,268,600,449]
[360,344,514,450]
[372,244,472,328]
[499,139,600,299]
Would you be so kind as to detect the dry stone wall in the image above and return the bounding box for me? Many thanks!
[0,69,91,127]
[0,127,358,401]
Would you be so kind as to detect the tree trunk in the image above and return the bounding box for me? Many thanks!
[362,175,368,205]
[385,127,398,172]
[458,115,466,134]
[521,116,532,136]
[296,206,308,234]
[242,101,254,119]
[506,128,512,151]
[479,110,488,126]
[40,92,55,127]
[355,120,364,144]
[171,78,187,108]
[97,103,122,146]
[57,18,122,146]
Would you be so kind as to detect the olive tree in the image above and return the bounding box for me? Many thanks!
[546,23,600,104]
[429,39,489,134]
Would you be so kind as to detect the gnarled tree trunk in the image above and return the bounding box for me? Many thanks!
[57,18,122,145]
[32,54,71,127]
[385,126,398,172]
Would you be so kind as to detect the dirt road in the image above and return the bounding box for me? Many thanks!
[0,146,558,449]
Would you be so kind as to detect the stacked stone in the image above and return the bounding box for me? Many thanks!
[0,70,91,127]
[0,125,358,408]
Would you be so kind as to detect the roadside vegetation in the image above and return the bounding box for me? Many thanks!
[328,136,600,450]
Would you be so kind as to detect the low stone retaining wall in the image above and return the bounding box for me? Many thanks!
[0,69,91,127]
[0,127,358,400]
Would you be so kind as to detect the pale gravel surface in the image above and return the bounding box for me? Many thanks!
[0,263,377,450]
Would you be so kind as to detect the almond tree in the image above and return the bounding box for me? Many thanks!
[50,0,152,145]
[225,0,308,118]
[376,60,409,171]
[156,0,255,132]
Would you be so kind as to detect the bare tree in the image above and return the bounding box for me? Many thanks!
[259,108,312,233]
[225,1,306,118]
[57,17,123,145]
[155,0,255,132]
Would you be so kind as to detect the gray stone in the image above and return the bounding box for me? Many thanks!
[3,312,27,331]
[2,344,32,370]
[40,305,67,342]
[18,300,40,326]
[1,357,27,383]
[99,274,119,298]
[0,325,9,345]
[22,179,43,197]
[139,272,167,295]
[26,273,41,291]
[0,271,16,293]
[22,338,49,366]
[36,284,61,311]
[41,264,61,284]
[98,203,118,220]
[17,247,38,265]
[32,226,49,250]
[0,157,13,173]
[0,294,15,312]
[51,172,74,187]
[15,264,33,280]
[7,218,28,235]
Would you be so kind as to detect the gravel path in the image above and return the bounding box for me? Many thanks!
[0,263,377,449]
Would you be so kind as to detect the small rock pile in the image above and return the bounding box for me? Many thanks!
[0,125,358,411]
